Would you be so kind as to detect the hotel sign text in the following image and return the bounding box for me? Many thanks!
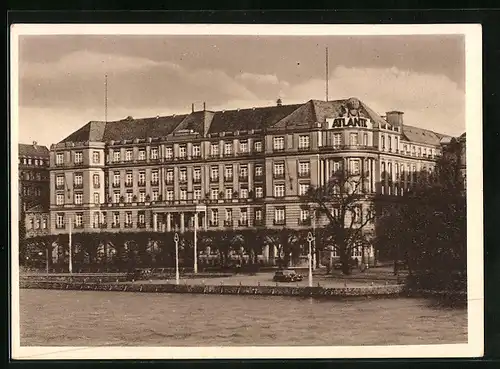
[326,117,373,130]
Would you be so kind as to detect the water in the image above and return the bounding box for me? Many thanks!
[20,289,467,346]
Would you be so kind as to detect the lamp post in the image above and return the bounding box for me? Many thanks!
[68,217,73,274]
[312,209,317,270]
[174,232,180,285]
[194,211,198,274]
[307,231,314,287]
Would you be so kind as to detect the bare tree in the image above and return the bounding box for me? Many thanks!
[304,166,376,275]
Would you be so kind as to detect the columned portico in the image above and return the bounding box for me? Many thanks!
[152,204,207,234]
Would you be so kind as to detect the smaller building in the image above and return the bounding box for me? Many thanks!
[19,142,51,238]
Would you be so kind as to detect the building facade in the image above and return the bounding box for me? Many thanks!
[19,142,51,238]
[48,98,448,258]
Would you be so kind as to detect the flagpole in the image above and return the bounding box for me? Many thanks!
[68,218,73,274]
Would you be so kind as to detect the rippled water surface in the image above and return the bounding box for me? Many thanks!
[20,289,467,346]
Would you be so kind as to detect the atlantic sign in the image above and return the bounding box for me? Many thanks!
[326,116,373,130]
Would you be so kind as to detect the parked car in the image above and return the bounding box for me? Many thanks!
[126,268,153,281]
[273,269,303,282]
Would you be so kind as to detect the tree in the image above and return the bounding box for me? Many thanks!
[303,166,376,275]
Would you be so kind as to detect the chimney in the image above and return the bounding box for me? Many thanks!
[385,111,404,128]
[276,98,283,106]
[203,102,206,111]
[32,141,37,147]
[192,103,195,113]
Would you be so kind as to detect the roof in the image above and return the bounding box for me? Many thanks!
[401,125,450,146]
[19,143,49,158]
[57,98,446,145]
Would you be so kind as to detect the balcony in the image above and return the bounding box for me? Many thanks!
[273,147,285,152]
[150,156,160,162]
[238,219,249,227]
[273,173,285,179]
[237,151,250,157]
[298,218,312,226]
[179,178,188,184]
[298,146,310,152]
[74,161,84,166]
[93,183,101,189]
[254,219,264,226]
[298,171,310,178]
[150,181,159,187]
[55,224,65,229]
[99,223,107,229]
[124,222,134,228]
[224,176,233,182]
[165,156,174,161]
[125,182,133,188]
[273,219,286,226]
[209,220,219,227]
[74,223,84,229]
[239,175,248,182]
[209,153,220,159]
[137,222,146,229]
[165,179,174,185]
[223,220,233,227]
[210,177,219,183]
[55,162,64,167]
[112,183,121,188]
[111,223,120,229]
[138,181,146,187]
[254,175,264,182]
[55,185,65,190]
[74,183,84,189]
[193,177,201,184]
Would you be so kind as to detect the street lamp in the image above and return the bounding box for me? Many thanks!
[307,231,314,287]
[174,232,180,285]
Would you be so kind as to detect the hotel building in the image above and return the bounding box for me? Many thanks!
[48,98,449,252]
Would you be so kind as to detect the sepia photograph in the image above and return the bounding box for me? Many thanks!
[10,24,483,360]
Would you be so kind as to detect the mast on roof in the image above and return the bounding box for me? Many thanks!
[326,47,329,102]
[105,73,108,122]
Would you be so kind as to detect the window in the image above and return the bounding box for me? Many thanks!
[210,166,219,180]
[299,162,310,176]
[138,171,145,185]
[300,209,309,221]
[113,172,120,186]
[125,150,133,162]
[93,174,100,188]
[113,212,120,226]
[179,168,187,182]
[239,141,248,153]
[179,145,187,158]
[350,160,360,175]
[298,135,310,149]
[74,192,83,205]
[381,135,386,149]
[224,142,233,156]
[404,144,408,153]
[166,190,174,201]
[418,147,422,157]
[274,184,285,198]
[74,152,83,164]
[151,170,159,185]
[395,137,399,151]
[56,175,64,188]
[150,148,158,160]
[255,186,263,198]
[113,192,120,203]
[239,165,248,179]
[363,133,368,146]
[423,148,427,157]
[225,208,232,221]
[126,192,133,203]
[274,207,285,223]
[113,151,121,162]
[333,133,342,146]
[238,188,247,199]
[92,151,100,163]
[255,208,263,220]
[126,172,133,186]
[192,145,201,157]
[74,173,83,187]
[254,141,262,152]
[152,190,159,201]
[210,143,219,156]
[138,212,145,225]
[193,168,201,182]
[138,150,146,161]
[225,188,233,199]
[56,194,64,205]
[179,189,187,200]
[124,212,131,226]
[255,165,263,177]
[75,213,83,227]
[56,213,65,228]
[194,188,202,200]
[94,192,100,204]
[273,137,285,151]
[56,153,64,165]
[93,213,100,227]
[274,163,284,177]
[349,133,359,146]
[139,191,146,203]
[388,136,392,151]
[299,183,310,196]
[353,207,362,223]
[42,219,47,229]
[166,170,174,183]
[211,209,219,224]
[166,147,173,159]
[240,208,248,222]
[225,165,233,180]
[211,188,219,200]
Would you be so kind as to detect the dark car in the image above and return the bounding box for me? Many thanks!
[273,269,303,282]
[126,268,153,281]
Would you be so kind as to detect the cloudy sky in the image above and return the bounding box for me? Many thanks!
[17,34,465,147]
